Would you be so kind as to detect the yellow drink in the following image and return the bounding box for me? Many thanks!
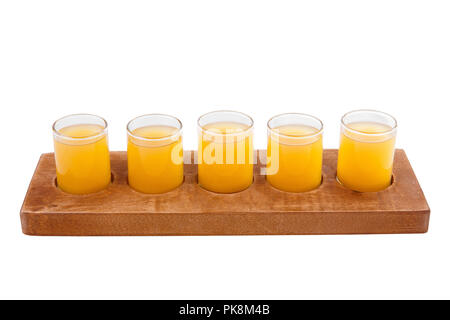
[198,120,253,193]
[337,121,396,192]
[53,121,111,195]
[127,115,183,194]
[267,124,323,192]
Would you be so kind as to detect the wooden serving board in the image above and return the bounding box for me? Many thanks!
[20,150,430,236]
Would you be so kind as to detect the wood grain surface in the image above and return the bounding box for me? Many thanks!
[20,150,430,236]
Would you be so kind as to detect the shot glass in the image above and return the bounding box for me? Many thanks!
[197,110,254,193]
[266,113,323,192]
[53,114,111,194]
[127,114,183,194]
[337,109,397,192]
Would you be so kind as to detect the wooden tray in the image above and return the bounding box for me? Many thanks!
[20,150,430,236]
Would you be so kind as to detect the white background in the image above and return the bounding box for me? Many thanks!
[0,0,449,299]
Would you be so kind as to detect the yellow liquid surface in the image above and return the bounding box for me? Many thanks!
[267,125,323,192]
[54,124,111,194]
[337,122,396,192]
[198,122,253,193]
[127,125,183,194]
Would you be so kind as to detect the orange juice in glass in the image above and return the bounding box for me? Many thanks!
[337,110,397,192]
[127,114,183,194]
[53,114,111,194]
[267,113,323,192]
[198,111,254,193]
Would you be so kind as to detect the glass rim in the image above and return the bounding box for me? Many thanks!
[126,113,183,142]
[341,109,398,137]
[52,113,108,142]
[267,112,324,140]
[197,110,254,137]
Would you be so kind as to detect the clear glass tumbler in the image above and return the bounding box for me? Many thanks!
[267,113,324,192]
[337,109,397,192]
[127,114,183,194]
[197,110,254,193]
[53,114,111,194]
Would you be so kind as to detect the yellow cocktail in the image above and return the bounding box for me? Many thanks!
[127,114,183,194]
[198,111,254,193]
[267,113,323,192]
[337,110,397,192]
[53,114,111,194]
